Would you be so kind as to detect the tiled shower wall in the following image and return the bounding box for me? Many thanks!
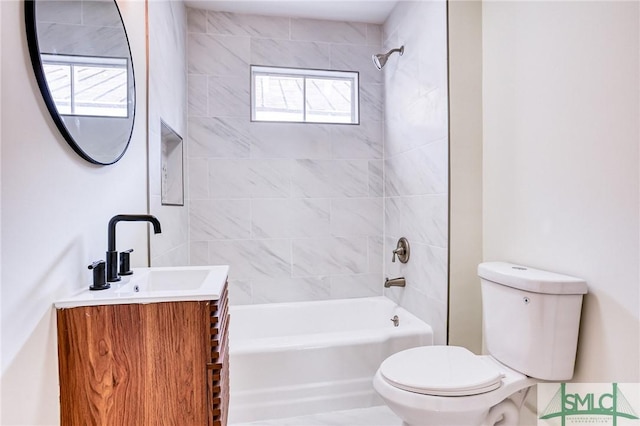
[382,1,449,344]
[149,1,188,266]
[186,10,385,304]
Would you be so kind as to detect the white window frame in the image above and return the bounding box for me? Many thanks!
[41,53,130,118]
[251,65,359,125]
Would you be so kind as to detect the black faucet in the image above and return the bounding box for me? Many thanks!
[106,214,162,282]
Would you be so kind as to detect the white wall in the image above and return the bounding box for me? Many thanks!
[447,0,483,354]
[0,1,149,424]
[186,9,385,304]
[0,1,3,420]
[483,0,639,384]
[382,1,449,345]
[148,0,189,267]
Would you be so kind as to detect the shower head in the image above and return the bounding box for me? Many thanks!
[372,46,404,70]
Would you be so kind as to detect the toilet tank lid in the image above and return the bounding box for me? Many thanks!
[478,262,588,295]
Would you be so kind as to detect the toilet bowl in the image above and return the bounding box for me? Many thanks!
[373,346,536,426]
[374,262,588,426]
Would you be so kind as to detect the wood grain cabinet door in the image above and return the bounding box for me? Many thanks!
[57,294,228,426]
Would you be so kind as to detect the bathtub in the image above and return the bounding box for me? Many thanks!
[228,296,433,423]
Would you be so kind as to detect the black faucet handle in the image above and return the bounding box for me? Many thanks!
[88,260,110,291]
[119,249,134,276]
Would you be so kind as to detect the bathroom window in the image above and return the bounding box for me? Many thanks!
[251,66,359,124]
[41,54,129,118]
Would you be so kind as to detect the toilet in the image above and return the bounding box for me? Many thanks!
[373,262,588,426]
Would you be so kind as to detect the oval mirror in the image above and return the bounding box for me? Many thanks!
[25,0,136,165]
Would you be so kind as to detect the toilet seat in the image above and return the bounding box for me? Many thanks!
[379,346,504,396]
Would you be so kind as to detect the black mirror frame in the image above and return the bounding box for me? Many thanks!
[24,0,136,166]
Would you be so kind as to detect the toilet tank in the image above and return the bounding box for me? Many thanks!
[478,262,587,381]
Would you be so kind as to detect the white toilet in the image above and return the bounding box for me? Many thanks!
[374,261,588,426]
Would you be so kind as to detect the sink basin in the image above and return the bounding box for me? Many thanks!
[117,268,214,293]
[55,265,229,308]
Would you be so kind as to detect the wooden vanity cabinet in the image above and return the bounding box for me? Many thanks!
[56,284,229,425]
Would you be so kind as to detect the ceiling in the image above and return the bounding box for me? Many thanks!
[183,0,399,24]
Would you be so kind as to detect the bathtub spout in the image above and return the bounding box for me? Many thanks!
[385,277,406,288]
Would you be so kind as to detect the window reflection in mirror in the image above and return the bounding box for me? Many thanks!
[26,0,136,165]
[41,54,129,118]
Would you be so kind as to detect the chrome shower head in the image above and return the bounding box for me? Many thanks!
[372,46,404,70]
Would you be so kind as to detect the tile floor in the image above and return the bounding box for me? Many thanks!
[231,406,402,426]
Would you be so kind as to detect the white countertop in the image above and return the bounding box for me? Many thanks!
[55,265,229,309]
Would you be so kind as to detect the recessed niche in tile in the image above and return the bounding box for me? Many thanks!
[161,120,184,206]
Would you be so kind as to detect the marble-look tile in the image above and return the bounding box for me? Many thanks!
[208,76,250,118]
[208,159,252,198]
[330,197,382,237]
[228,280,252,305]
[292,237,368,276]
[207,159,292,199]
[252,276,331,304]
[189,241,209,265]
[188,117,252,158]
[331,121,382,160]
[149,196,189,258]
[248,160,293,198]
[148,0,188,268]
[249,123,332,159]
[152,244,189,267]
[368,236,384,274]
[187,7,206,34]
[207,12,290,39]
[36,1,82,25]
[385,195,448,248]
[36,23,128,57]
[329,273,382,299]
[367,24,383,47]
[188,33,250,77]
[368,160,384,197]
[330,44,383,84]
[251,38,330,70]
[252,198,330,239]
[383,235,403,280]
[292,160,369,198]
[290,18,366,45]
[385,86,448,154]
[188,75,208,116]
[208,239,291,281]
[382,28,399,52]
[384,239,448,305]
[189,199,251,240]
[148,126,162,198]
[82,0,121,27]
[384,139,448,196]
[360,83,384,123]
[188,158,208,199]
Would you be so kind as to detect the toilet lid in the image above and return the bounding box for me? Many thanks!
[380,346,504,396]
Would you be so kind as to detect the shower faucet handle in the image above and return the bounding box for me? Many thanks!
[392,247,405,262]
[392,237,410,263]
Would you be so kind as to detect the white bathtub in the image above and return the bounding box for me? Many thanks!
[228,296,433,423]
